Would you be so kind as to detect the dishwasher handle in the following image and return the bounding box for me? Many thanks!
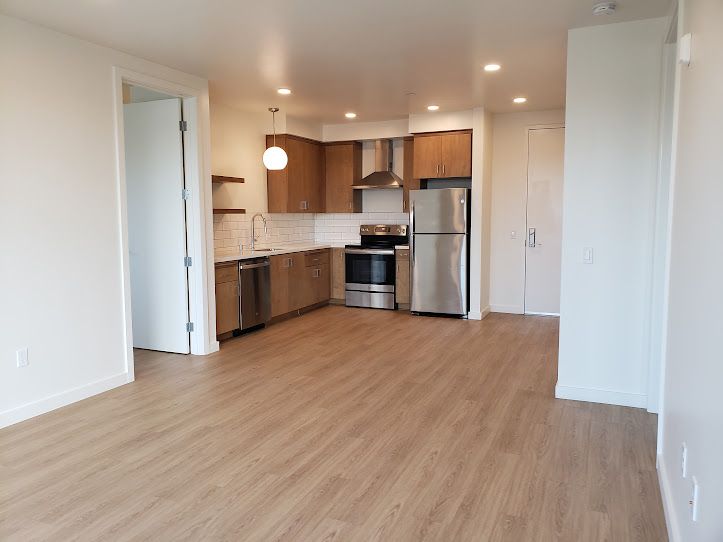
[239,261,270,270]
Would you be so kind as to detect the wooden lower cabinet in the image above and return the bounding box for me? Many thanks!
[395,249,410,307]
[215,262,240,336]
[270,249,331,319]
[330,247,345,300]
[270,254,292,318]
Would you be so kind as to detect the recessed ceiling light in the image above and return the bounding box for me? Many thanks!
[513,97,527,104]
[484,64,501,72]
[277,88,291,95]
[345,112,357,119]
[427,105,440,111]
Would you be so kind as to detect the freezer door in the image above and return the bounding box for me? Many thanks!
[411,233,468,315]
[410,188,468,234]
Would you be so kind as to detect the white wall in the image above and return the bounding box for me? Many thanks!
[468,107,494,318]
[286,114,323,141]
[489,110,565,314]
[0,14,210,427]
[556,17,668,408]
[658,1,723,540]
[409,110,473,133]
[647,44,677,414]
[322,118,409,141]
[210,102,270,214]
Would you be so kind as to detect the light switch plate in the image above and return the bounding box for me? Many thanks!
[679,33,692,66]
[681,442,688,478]
[690,476,700,521]
[16,347,29,368]
[583,247,594,264]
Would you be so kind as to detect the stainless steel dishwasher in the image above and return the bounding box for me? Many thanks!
[238,257,271,330]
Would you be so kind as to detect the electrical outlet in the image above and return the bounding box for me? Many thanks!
[681,442,688,478]
[690,476,700,522]
[16,347,29,368]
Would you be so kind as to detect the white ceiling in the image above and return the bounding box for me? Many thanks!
[0,0,670,122]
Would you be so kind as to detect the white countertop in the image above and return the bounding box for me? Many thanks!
[214,243,333,264]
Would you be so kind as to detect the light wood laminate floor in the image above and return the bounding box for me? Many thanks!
[1,307,667,541]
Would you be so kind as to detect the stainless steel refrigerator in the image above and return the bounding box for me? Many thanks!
[410,188,469,316]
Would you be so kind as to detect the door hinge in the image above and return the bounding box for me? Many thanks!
[186,322,194,332]
[184,256,193,267]
[182,188,191,200]
[179,120,188,131]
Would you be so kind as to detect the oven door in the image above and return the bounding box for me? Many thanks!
[345,248,395,293]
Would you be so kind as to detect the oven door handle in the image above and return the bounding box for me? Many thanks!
[344,248,395,255]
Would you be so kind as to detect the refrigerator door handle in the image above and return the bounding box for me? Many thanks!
[528,228,536,248]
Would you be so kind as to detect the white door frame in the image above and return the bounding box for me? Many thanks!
[523,123,565,316]
[112,66,218,380]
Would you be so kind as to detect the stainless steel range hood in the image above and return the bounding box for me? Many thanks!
[352,139,403,189]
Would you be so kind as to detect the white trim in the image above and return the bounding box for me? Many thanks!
[525,311,560,317]
[467,306,490,320]
[555,383,647,408]
[490,304,524,314]
[111,67,215,359]
[657,453,681,542]
[657,1,684,458]
[0,372,132,429]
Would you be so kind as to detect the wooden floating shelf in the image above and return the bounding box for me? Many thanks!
[213,209,246,215]
[212,175,245,184]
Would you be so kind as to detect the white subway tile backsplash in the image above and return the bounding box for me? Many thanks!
[212,211,409,253]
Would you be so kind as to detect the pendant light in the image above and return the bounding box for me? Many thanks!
[262,107,288,170]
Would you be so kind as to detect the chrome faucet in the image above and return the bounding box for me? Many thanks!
[251,213,267,250]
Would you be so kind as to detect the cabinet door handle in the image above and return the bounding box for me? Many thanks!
[442,164,445,176]
[436,164,439,176]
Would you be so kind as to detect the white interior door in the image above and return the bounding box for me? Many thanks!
[124,98,190,353]
[524,127,565,315]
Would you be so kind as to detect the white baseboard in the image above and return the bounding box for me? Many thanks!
[657,453,680,542]
[0,371,133,429]
[467,306,490,321]
[490,304,524,314]
[555,383,647,408]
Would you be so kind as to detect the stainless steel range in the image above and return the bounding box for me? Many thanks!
[345,224,408,310]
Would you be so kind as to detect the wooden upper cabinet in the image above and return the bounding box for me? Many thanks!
[441,132,472,177]
[325,142,362,213]
[304,140,325,213]
[413,131,472,179]
[413,135,442,179]
[266,134,325,213]
[266,135,289,213]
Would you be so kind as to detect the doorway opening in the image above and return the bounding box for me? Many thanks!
[122,84,192,354]
[523,126,565,316]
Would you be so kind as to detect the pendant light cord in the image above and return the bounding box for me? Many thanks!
[269,107,279,147]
